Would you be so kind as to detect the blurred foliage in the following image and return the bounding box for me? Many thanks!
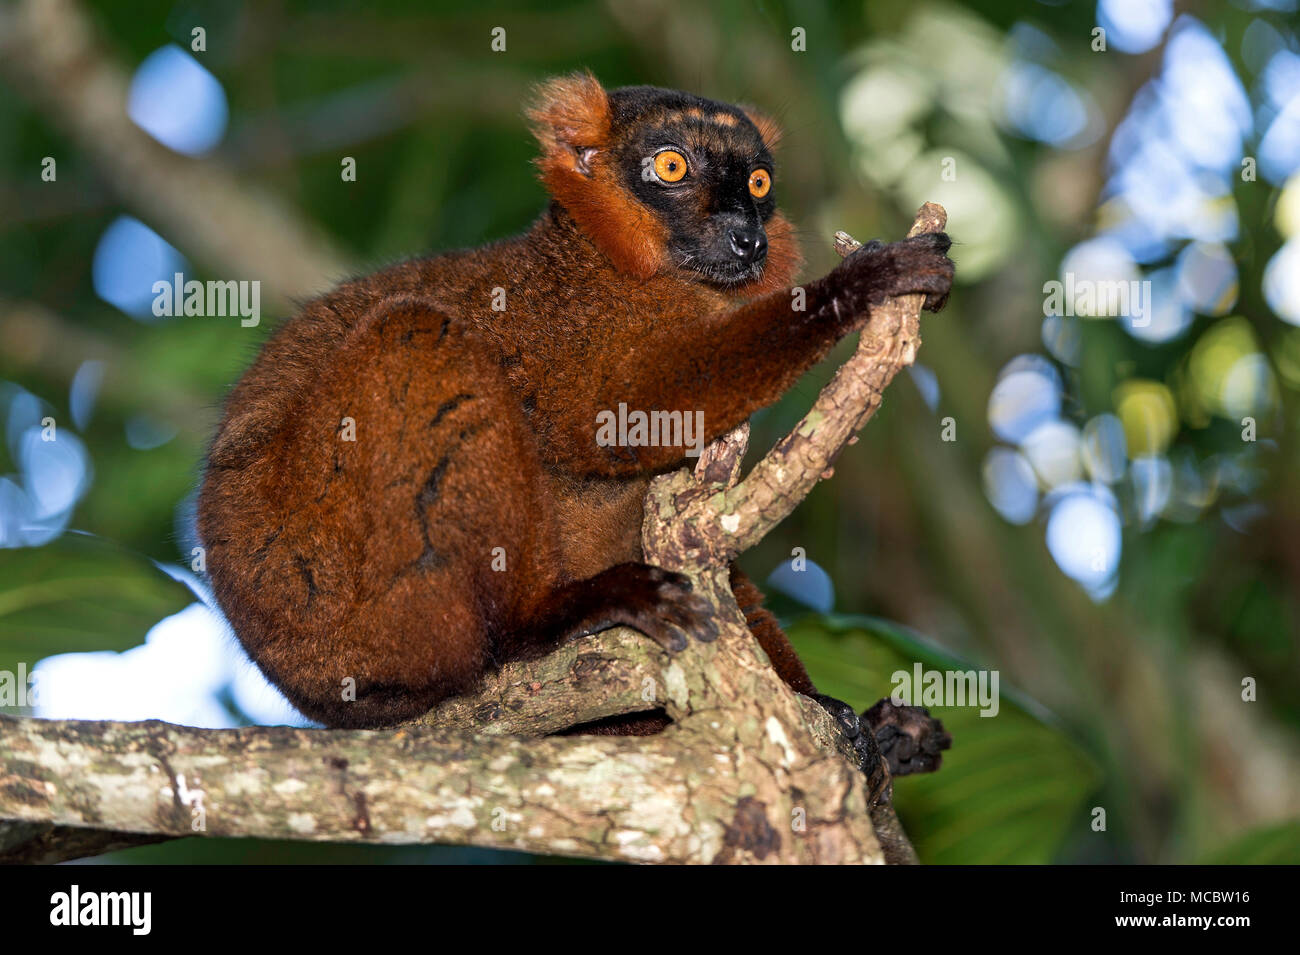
[790,614,1101,864]
[2,0,1299,864]
[0,534,193,699]
[1196,819,1300,864]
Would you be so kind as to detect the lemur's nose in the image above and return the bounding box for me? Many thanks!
[727,227,767,262]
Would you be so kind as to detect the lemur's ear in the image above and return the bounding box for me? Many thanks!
[527,72,667,280]
[741,106,782,150]
[527,71,610,175]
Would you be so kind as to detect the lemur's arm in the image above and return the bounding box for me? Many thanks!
[547,233,953,477]
[521,73,952,478]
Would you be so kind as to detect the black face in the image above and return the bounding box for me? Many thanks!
[608,86,776,288]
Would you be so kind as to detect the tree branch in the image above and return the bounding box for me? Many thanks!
[0,701,880,864]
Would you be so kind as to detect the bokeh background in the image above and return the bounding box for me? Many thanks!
[2,0,1298,864]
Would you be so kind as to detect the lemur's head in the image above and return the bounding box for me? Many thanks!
[528,72,802,294]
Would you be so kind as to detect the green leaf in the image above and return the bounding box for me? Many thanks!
[0,533,196,711]
[785,613,1102,864]
[1197,820,1300,864]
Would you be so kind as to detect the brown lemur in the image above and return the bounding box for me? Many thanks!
[197,73,954,748]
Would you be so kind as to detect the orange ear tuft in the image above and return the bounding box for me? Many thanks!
[527,71,611,166]
[741,106,783,151]
[528,72,668,280]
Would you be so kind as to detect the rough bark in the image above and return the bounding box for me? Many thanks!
[0,710,881,863]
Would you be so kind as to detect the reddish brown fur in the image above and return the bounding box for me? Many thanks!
[528,72,669,280]
[197,73,953,728]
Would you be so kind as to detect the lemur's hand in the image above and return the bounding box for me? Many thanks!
[827,231,954,316]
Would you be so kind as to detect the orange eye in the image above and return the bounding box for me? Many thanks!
[748,169,771,198]
[653,150,688,182]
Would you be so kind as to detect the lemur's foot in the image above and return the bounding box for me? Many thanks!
[573,562,719,653]
[810,692,890,804]
[863,698,953,775]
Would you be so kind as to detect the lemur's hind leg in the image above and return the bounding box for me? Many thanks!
[201,298,575,728]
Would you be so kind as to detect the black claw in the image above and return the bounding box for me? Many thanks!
[811,693,861,739]
[657,625,689,653]
[577,563,719,653]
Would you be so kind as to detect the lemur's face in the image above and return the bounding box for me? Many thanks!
[609,88,776,288]
[529,73,801,294]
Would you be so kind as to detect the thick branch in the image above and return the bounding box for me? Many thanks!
[411,628,670,735]
[0,709,879,864]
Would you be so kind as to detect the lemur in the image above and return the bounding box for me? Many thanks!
[197,73,954,740]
